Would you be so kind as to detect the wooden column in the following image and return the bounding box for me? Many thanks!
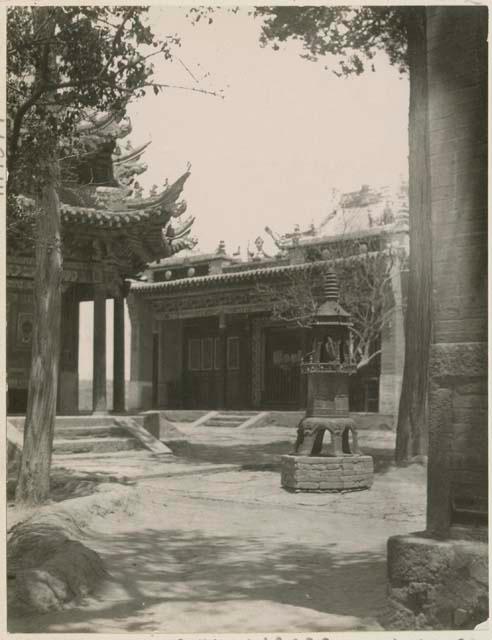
[92,284,107,413]
[151,332,159,408]
[243,320,252,408]
[127,293,154,410]
[217,313,227,409]
[57,286,80,414]
[113,296,125,413]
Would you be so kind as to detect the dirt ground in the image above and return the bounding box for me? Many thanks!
[7,423,427,634]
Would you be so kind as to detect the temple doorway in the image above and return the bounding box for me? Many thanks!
[263,327,304,408]
[182,318,250,410]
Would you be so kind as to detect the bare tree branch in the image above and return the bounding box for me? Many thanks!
[256,241,399,371]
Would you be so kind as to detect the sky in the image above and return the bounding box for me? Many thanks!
[79,7,409,381]
[129,6,409,255]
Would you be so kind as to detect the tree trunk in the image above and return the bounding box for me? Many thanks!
[15,164,63,504]
[15,6,62,504]
[395,7,432,463]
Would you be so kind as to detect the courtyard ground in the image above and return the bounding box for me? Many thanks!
[7,421,426,634]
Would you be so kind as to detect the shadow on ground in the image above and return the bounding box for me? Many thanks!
[166,439,395,474]
[7,466,132,505]
[8,525,387,633]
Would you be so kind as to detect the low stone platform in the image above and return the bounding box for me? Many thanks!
[280,454,374,492]
[8,412,171,457]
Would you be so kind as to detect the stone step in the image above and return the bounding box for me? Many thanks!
[53,450,156,461]
[54,416,121,428]
[200,411,262,428]
[216,411,258,416]
[211,415,254,423]
[215,413,259,419]
[53,437,142,455]
[55,425,128,439]
[203,420,244,428]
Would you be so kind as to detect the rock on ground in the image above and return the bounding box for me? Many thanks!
[8,504,110,614]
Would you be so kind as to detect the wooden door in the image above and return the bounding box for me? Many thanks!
[264,328,302,407]
[183,320,249,410]
[183,334,220,409]
[225,335,242,408]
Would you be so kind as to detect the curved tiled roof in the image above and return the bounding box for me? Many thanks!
[132,245,395,294]
[19,173,190,231]
[125,172,189,211]
[166,215,196,239]
[12,109,196,278]
[59,203,162,227]
[132,259,324,293]
[112,140,151,166]
[290,223,399,248]
[150,249,237,268]
[77,112,132,139]
[267,182,409,251]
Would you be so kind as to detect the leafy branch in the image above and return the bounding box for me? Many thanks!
[7,6,222,195]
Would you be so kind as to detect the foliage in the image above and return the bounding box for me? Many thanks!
[257,6,409,76]
[257,242,398,371]
[6,193,36,253]
[187,6,409,76]
[7,6,183,196]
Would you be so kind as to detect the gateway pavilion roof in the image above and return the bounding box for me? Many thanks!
[11,112,197,276]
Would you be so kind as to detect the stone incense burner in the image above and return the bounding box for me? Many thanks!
[280,271,374,492]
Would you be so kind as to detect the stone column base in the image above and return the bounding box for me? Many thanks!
[280,454,373,492]
[384,533,488,630]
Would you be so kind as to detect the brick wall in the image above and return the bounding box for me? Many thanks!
[426,6,488,535]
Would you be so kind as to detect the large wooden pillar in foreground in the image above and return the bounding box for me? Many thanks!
[386,7,488,630]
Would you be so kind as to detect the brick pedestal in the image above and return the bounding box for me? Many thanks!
[281,454,373,492]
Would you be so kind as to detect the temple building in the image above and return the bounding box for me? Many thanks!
[128,181,409,418]
[8,120,408,419]
[7,112,196,414]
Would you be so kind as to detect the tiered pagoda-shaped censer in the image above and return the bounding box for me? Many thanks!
[280,271,374,492]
